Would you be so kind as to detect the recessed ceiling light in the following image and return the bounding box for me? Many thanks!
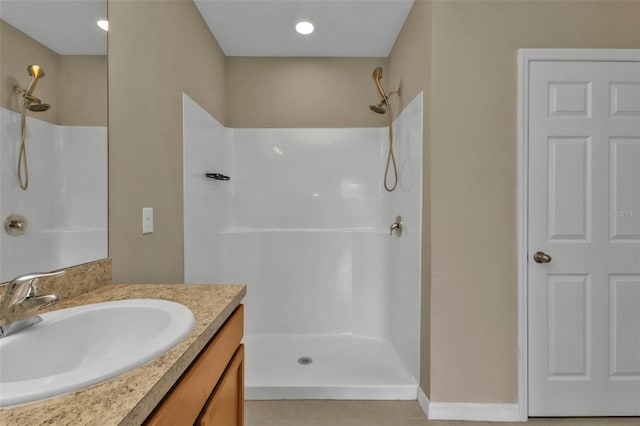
[295,20,314,35]
[97,20,109,32]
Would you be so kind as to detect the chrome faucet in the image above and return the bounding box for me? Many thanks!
[0,271,63,337]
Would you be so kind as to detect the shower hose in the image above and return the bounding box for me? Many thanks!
[384,101,398,192]
[18,100,29,190]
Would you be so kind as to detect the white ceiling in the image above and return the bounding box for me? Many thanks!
[0,0,413,58]
[194,0,415,57]
[0,0,107,55]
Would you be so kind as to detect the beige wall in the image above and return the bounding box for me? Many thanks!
[429,0,640,403]
[226,57,387,128]
[58,55,108,127]
[108,0,226,283]
[0,20,107,126]
[387,0,432,394]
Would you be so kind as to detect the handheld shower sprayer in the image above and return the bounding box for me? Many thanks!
[373,67,387,97]
[369,67,400,115]
[25,65,44,97]
[368,67,400,192]
[14,64,51,190]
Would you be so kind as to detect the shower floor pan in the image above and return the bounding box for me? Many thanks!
[244,334,417,400]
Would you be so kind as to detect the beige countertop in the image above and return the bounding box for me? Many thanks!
[0,283,246,426]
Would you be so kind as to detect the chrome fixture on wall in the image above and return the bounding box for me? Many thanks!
[13,65,51,191]
[4,214,27,236]
[369,67,400,192]
[390,215,403,237]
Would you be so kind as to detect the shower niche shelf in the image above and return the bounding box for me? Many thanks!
[205,172,230,181]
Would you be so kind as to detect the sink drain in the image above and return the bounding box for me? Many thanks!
[297,356,313,366]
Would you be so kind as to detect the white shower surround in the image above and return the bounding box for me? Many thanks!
[0,108,108,282]
[183,93,422,400]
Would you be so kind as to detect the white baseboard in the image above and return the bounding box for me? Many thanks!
[417,387,430,418]
[416,389,521,422]
[429,402,521,422]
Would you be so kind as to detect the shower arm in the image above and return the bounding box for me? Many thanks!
[13,87,43,104]
[377,89,401,107]
[13,86,43,102]
[385,89,400,100]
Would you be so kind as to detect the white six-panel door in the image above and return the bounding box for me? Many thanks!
[528,60,640,416]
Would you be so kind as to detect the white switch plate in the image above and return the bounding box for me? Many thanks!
[142,208,153,234]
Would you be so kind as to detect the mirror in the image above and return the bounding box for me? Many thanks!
[0,0,108,282]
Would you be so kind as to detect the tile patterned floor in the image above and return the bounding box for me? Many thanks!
[245,401,640,426]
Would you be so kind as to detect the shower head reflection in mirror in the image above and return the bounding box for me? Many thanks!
[369,67,400,192]
[13,64,51,190]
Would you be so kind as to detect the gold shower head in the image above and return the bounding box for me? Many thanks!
[369,100,387,114]
[27,101,50,112]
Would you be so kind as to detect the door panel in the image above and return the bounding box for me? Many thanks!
[610,83,640,117]
[609,138,640,240]
[609,276,640,378]
[547,274,590,379]
[528,60,640,416]
[547,137,591,241]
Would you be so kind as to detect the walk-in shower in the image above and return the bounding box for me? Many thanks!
[13,64,51,190]
[369,67,400,192]
[184,90,424,401]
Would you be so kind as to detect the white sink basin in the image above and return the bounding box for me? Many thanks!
[0,299,195,407]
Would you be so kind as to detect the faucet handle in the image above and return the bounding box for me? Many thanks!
[389,215,403,237]
[5,271,65,302]
[0,271,64,336]
[9,270,65,285]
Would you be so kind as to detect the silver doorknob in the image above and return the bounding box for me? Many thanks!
[533,251,552,264]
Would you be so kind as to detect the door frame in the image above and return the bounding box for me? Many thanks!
[517,48,640,421]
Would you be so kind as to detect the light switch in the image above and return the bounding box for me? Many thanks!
[142,208,153,234]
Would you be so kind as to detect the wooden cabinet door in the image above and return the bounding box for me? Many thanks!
[197,344,244,426]
[145,306,244,426]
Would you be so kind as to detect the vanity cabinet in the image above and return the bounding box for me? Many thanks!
[145,305,244,426]
[197,344,244,425]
